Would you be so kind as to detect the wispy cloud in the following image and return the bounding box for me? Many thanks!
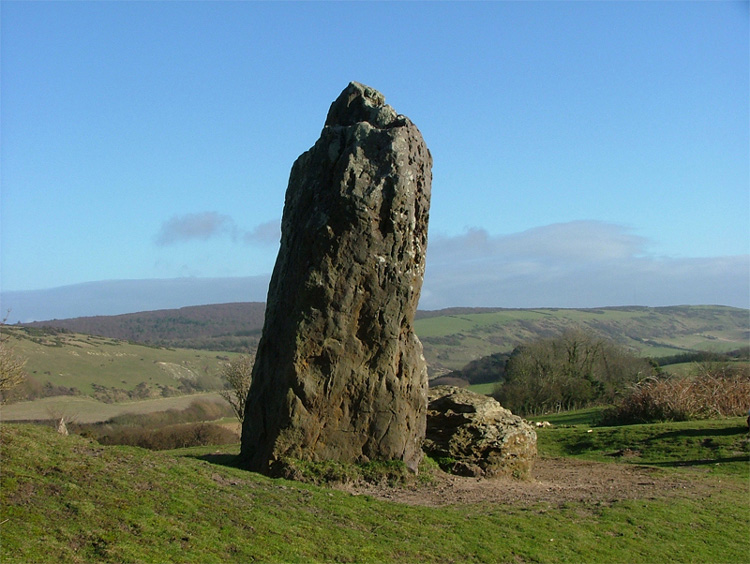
[427,221,649,265]
[243,220,281,245]
[155,212,237,246]
[155,213,280,247]
[420,221,750,309]
[150,217,748,310]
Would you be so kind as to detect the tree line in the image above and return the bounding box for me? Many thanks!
[491,329,655,415]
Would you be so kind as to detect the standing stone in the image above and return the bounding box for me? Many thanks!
[241,82,432,474]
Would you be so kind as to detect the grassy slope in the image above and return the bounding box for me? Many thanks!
[3,326,240,396]
[2,421,748,563]
[415,305,749,374]
[0,392,230,424]
[529,409,750,477]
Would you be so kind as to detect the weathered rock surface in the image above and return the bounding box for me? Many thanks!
[241,82,432,474]
[423,386,537,479]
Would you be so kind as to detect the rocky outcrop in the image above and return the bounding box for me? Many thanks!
[241,82,432,474]
[424,386,537,479]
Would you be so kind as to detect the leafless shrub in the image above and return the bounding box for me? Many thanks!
[0,319,27,403]
[96,422,239,450]
[602,362,750,424]
[219,355,254,423]
[106,399,231,427]
[45,405,80,428]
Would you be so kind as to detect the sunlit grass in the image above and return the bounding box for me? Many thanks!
[535,416,750,478]
[2,420,748,563]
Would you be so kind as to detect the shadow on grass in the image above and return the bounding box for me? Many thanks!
[562,439,598,456]
[188,453,245,469]
[532,408,604,427]
[647,455,750,468]
[653,426,749,439]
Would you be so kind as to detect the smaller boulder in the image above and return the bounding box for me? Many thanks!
[424,386,537,479]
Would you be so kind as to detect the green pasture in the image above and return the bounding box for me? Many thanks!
[422,333,501,372]
[0,392,230,424]
[4,306,746,402]
[527,407,605,426]
[416,306,748,374]
[530,409,749,478]
[658,361,744,377]
[2,413,748,563]
[4,326,240,395]
[467,381,496,395]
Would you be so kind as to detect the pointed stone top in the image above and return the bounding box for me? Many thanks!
[325,81,401,128]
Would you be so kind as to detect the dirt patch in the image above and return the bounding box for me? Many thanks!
[337,457,717,507]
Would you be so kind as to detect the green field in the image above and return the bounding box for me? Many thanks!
[2,306,747,424]
[1,413,747,563]
[0,392,231,424]
[11,305,748,383]
[3,326,240,398]
[530,408,750,473]
[467,381,496,395]
[415,305,748,374]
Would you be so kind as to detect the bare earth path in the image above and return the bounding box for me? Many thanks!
[338,457,721,507]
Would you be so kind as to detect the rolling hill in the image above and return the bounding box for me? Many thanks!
[415,305,749,376]
[21,304,750,379]
[25,302,266,353]
[1,325,241,404]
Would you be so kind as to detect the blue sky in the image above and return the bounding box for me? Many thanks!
[1,1,748,318]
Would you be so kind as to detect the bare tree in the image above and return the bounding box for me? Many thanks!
[46,405,80,434]
[219,355,254,423]
[0,318,26,404]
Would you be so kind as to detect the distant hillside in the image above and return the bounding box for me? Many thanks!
[415,305,749,377]
[1,276,272,323]
[23,304,749,379]
[1,325,241,404]
[26,302,266,353]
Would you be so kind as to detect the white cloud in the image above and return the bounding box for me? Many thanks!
[4,220,746,322]
[500,221,649,261]
[155,213,280,247]
[420,221,750,309]
[155,212,237,246]
[427,221,648,265]
[243,219,281,245]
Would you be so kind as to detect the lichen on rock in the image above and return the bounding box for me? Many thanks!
[423,386,537,479]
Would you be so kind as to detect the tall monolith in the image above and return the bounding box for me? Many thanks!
[241,82,432,474]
